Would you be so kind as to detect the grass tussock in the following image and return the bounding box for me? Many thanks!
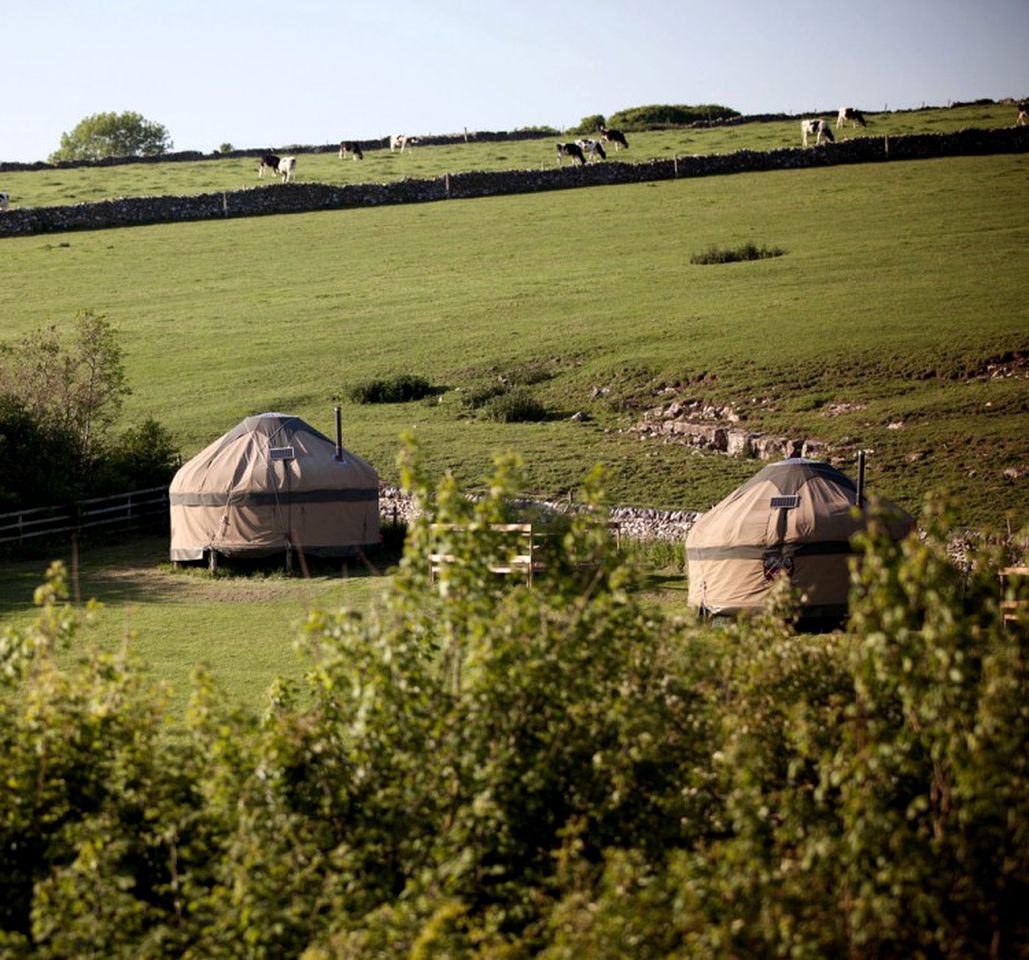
[480,388,549,423]
[348,374,434,404]
[690,241,785,265]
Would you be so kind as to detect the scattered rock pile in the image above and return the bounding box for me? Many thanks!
[631,398,826,461]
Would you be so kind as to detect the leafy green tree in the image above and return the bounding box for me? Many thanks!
[48,111,172,162]
[606,103,740,130]
[0,396,81,508]
[92,417,180,494]
[0,310,130,464]
[570,113,606,135]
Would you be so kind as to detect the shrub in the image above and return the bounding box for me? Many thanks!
[690,241,786,265]
[460,382,508,410]
[479,388,548,423]
[348,374,434,404]
[2,468,1026,957]
[606,103,741,130]
[570,113,606,135]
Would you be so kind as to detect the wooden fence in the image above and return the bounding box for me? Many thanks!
[0,486,169,548]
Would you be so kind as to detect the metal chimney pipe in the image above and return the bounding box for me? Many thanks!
[856,449,866,509]
[334,402,342,461]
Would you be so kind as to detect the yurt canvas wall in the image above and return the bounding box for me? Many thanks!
[170,413,379,561]
[686,458,913,621]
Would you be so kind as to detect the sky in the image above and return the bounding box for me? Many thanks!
[2,0,1027,163]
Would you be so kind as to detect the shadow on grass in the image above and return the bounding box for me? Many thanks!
[0,528,404,616]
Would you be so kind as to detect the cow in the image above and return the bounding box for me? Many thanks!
[836,107,867,129]
[801,119,834,147]
[277,156,297,182]
[576,138,607,162]
[390,134,417,152]
[556,142,586,166]
[598,126,629,151]
[1018,101,1028,127]
[0,192,8,212]
[339,141,364,160]
[258,154,281,178]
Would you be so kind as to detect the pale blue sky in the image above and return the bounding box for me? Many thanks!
[2,0,1026,162]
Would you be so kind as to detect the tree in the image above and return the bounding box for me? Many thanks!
[571,113,606,135]
[0,310,130,464]
[48,111,172,162]
[0,396,81,508]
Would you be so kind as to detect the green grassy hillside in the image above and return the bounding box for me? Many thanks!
[2,149,1025,525]
[1,104,1026,709]
[0,102,1020,208]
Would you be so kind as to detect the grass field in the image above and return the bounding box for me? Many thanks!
[0,536,394,713]
[1,104,1026,709]
[0,103,1019,208]
[2,149,1025,520]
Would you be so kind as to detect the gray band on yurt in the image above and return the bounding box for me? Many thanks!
[170,488,378,507]
[687,540,857,562]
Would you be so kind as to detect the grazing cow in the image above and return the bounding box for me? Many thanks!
[801,118,834,146]
[836,107,867,129]
[258,154,281,178]
[0,192,8,212]
[598,126,629,150]
[339,141,364,160]
[1018,101,1028,127]
[556,142,586,166]
[576,138,607,162]
[390,134,418,152]
[277,156,297,182]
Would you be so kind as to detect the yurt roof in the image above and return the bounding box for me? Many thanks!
[687,457,914,551]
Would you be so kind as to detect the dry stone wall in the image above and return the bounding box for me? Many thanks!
[379,486,699,543]
[1,126,1025,238]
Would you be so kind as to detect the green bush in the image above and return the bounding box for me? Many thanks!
[690,240,786,265]
[606,103,741,130]
[347,374,434,404]
[480,388,548,422]
[1,462,1026,957]
[570,113,606,135]
[460,382,509,410]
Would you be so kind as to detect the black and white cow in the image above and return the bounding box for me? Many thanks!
[598,126,628,151]
[0,192,8,212]
[277,156,297,182]
[836,107,867,129]
[576,138,607,162]
[390,134,418,152]
[339,141,364,160]
[801,119,834,146]
[258,154,282,178]
[556,142,586,166]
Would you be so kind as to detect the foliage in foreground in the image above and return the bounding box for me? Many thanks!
[0,451,1026,958]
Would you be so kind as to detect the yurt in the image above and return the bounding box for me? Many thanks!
[686,458,914,623]
[169,412,379,563]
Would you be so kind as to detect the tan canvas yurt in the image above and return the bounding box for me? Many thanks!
[169,412,379,562]
[686,458,913,622]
